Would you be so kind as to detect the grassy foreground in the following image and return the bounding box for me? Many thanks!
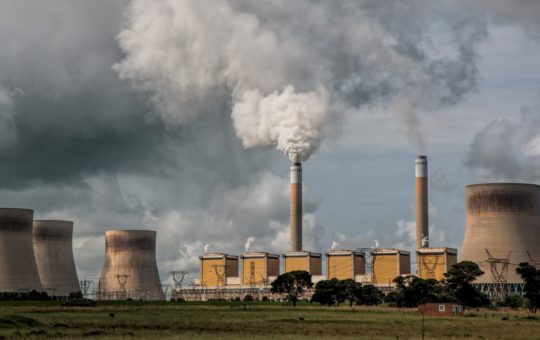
[0,301,539,339]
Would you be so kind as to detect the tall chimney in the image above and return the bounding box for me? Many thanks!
[290,161,302,251]
[415,155,429,248]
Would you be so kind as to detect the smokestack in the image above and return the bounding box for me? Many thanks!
[290,161,302,251]
[416,155,429,248]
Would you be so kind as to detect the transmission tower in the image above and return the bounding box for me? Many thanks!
[485,249,511,300]
[356,247,378,283]
[420,255,439,279]
[249,261,256,287]
[527,251,540,268]
[79,279,94,299]
[169,271,188,287]
[116,274,129,299]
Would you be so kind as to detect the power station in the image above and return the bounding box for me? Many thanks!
[95,230,164,301]
[2,155,540,302]
[32,220,80,297]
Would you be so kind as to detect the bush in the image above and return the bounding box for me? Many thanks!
[497,295,523,309]
[261,296,269,302]
[243,294,254,302]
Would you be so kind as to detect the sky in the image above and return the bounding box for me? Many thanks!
[1,0,540,286]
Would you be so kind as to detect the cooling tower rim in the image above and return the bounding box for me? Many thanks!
[0,207,34,213]
[106,229,156,232]
[33,219,74,224]
[466,182,540,189]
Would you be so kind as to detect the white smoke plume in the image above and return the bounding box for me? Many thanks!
[203,244,209,254]
[244,236,255,252]
[115,0,487,159]
[330,241,339,251]
[465,101,540,181]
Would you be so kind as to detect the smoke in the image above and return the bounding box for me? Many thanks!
[0,85,17,149]
[244,236,255,252]
[465,101,540,181]
[330,241,339,251]
[203,244,209,254]
[115,0,488,158]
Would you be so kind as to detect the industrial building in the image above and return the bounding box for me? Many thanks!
[95,230,164,301]
[240,252,279,286]
[371,249,410,286]
[32,220,80,297]
[326,250,365,280]
[416,247,457,281]
[0,208,43,293]
[283,251,322,275]
[199,253,239,287]
[460,183,540,297]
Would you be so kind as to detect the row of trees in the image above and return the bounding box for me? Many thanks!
[270,261,540,312]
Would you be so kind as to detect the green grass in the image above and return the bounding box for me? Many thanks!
[0,301,538,339]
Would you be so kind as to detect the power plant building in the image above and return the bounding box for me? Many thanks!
[460,183,540,287]
[199,253,239,287]
[416,247,457,281]
[283,251,322,275]
[240,252,279,286]
[32,220,80,297]
[96,230,164,300]
[372,249,410,286]
[326,250,365,280]
[0,208,43,293]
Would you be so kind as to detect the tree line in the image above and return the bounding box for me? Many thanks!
[271,261,540,313]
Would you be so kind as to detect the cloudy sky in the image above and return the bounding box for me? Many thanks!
[1,0,540,285]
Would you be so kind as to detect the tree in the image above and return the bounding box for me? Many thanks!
[271,270,312,307]
[392,276,445,307]
[516,262,540,314]
[340,279,362,307]
[311,278,347,306]
[359,284,384,306]
[444,261,489,307]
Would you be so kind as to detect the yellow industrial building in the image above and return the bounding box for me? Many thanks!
[416,247,457,281]
[199,253,239,287]
[282,251,322,275]
[326,250,365,280]
[240,252,280,286]
[371,249,410,285]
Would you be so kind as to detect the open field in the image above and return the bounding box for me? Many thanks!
[0,301,539,339]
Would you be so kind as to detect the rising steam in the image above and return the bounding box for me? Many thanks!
[115,0,486,161]
[244,236,256,252]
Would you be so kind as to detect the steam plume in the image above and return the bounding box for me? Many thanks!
[244,236,255,252]
[114,0,487,159]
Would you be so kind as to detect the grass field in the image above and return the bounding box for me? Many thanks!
[0,301,539,339]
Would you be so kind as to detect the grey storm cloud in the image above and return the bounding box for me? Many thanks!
[0,0,509,282]
[465,101,540,181]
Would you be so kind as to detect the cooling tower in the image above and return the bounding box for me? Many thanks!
[0,208,43,292]
[96,230,164,300]
[416,155,429,248]
[290,161,302,251]
[32,220,80,297]
[460,183,540,283]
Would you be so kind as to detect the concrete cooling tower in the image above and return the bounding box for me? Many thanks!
[0,208,43,292]
[96,230,164,300]
[460,183,540,284]
[32,220,80,297]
